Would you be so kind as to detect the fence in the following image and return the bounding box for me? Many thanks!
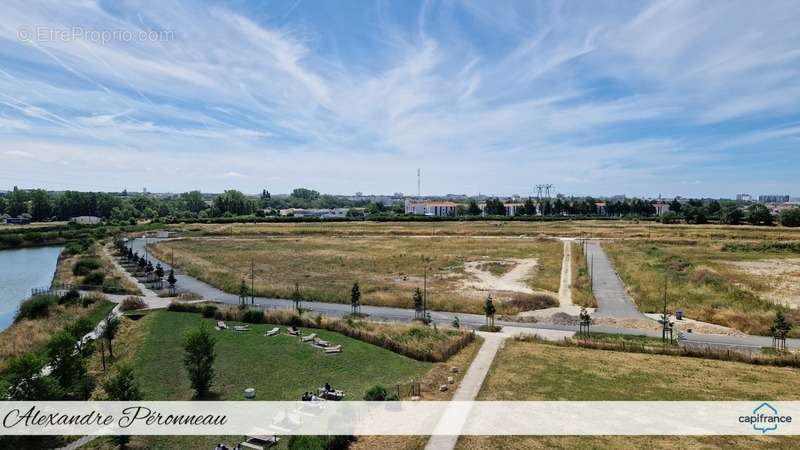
[396,381,421,399]
[31,283,94,297]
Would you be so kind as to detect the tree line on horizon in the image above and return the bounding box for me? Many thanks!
[1,186,798,227]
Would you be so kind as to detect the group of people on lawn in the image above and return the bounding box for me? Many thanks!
[301,382,338,401]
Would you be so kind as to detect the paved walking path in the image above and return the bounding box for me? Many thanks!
[425,326,574,450]
[425,332,505,450]
[585,241,645,319]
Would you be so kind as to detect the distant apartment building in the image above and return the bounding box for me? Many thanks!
[5,217,31,225]
[736,194,752,202]
[759,195,790,203]
[404,200,457,216]
[595,202,607,216]
[279,208,349,218]
[504,203,525,216]
[653,202,671,216]
[71,216,101,224]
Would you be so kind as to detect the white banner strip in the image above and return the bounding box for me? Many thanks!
[0,401,797,436]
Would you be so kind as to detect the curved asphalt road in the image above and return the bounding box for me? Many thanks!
[130,238,799,351]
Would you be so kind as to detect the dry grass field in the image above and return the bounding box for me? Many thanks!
[456,340,800,450]
[0,297,114,371]
[153,220,800,322]
[150,235,563,314]
[52,242,140,294]
[605,240,800,336]
[177,220,800,241]
[570,241,596,308]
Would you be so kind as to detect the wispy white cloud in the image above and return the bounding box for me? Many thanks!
[0,0,798,196]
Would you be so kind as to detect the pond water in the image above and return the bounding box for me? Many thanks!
[0,246,63,332]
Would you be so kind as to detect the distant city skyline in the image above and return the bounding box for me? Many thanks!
[1,1,799,197]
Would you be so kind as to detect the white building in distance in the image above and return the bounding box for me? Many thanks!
[71,216,101,224]
[653,202,671,216]
[404,200,457,216]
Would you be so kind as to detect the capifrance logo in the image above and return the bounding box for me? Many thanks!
[739,402,793,433]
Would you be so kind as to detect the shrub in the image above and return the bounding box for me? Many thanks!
[363,384,398,401]
[101,279,121,294]
[478,325,502,332]
[503,293,558,314]
[81,294,98,308]
[82,270,105,286]
[167,302,203,313]
[119,297,147,312]
[72,257,101,276]
[201,305,218,318]
[58,289,81,305]
[241,309,265,324]
[64,241,85,255]
[0,234,23,246]
[15,295,58,321]
[780,208,800,227]
[288,435,354,450]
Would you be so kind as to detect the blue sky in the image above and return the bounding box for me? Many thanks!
[0,0,798,197]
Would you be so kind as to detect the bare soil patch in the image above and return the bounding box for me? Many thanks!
[728,258,800,309]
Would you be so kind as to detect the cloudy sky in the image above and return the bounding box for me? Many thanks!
[0,0,799,197]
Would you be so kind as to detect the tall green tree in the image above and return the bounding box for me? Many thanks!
[522,198,537,215]
[46,331,89,398]
[483,295,496,328]
[350,282,361,315]
[29,189,52,221]
[412,287,424,320]
[292,283,302,312]
[260,189,272,208]
[102,314,121,359]
[104,364,142,449]
[213,190,253,216]
[719,203,743,225]
[747,204,774,226]
[2,354,63,400]
[6,186,28,217]
[466,200,482,216]
[182,325,216,399]
[180,190,206,214]
[167,269,177,294]
[780,208,800,227]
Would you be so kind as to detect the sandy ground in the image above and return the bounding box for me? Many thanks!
[727,258,800,309]
[461,258,539,294]
[519,240,588,320]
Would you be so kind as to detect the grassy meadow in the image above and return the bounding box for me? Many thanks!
[570,241,596,308]
[175,220,800,241]
[604,239,800,336]
[150,235,563,314]
[131,310,430,400]
[456,340,800,450]
[84,310,437,450]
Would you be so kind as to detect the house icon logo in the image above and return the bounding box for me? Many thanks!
[738,402,793,433]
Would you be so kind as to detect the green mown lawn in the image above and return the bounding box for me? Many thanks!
[80,311,432,449]
[133,310,431,401]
